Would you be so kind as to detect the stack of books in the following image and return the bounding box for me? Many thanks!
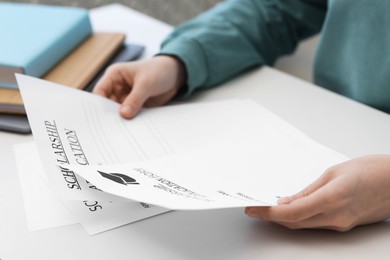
[0,3,143,134]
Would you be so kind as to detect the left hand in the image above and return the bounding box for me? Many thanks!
[93,56,186,119]
[245,155,390,231]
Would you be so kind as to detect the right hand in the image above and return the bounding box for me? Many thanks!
[245,155,390,231]
[93,55,187,119]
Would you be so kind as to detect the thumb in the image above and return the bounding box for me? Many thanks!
[278,172,331,205]
[119,84,150,119]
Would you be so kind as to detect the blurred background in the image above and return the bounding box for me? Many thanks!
[4,0,319,82]
[5,0,222,25]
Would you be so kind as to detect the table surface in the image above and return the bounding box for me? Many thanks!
[2,4,390,260]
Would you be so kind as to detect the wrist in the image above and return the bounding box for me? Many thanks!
[155,55,187,93]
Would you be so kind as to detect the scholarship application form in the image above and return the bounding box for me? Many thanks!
[19,74,340,234]
[17,74,347,216]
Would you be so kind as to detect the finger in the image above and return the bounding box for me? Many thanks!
[245,206,348,231]
[275,212,355,232]
[273,218,332,230]
[93,63,130,98]
[109,93,119,103]
[246,188,328,222]
[119,83,151,119]
[278,171,333,205]
[144,89,178,108]
[93,70,115,97]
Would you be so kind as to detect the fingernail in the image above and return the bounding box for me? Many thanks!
[245,208,257,218]
[120,105,132,118]
[277,197,292,205]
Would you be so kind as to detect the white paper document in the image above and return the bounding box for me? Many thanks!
[66,118,348,210]
[14,142,78,231]
[14,142,168,235]
[16,74,348,232]
[17,75,276,202]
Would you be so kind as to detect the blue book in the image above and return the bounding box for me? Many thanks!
[0,3,92,88]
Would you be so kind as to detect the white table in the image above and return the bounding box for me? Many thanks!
[2,4,390,260]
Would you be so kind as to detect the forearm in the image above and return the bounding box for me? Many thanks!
[159,0,327,97]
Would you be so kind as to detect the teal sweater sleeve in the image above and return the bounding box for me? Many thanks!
[159,0,327,97]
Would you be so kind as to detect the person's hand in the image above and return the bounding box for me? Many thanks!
[93,55,186,119]
[245,155,390,231]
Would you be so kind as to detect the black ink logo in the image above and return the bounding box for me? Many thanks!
[98,170,139,185]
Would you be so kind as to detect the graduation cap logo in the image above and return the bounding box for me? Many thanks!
[98,170,139,185]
